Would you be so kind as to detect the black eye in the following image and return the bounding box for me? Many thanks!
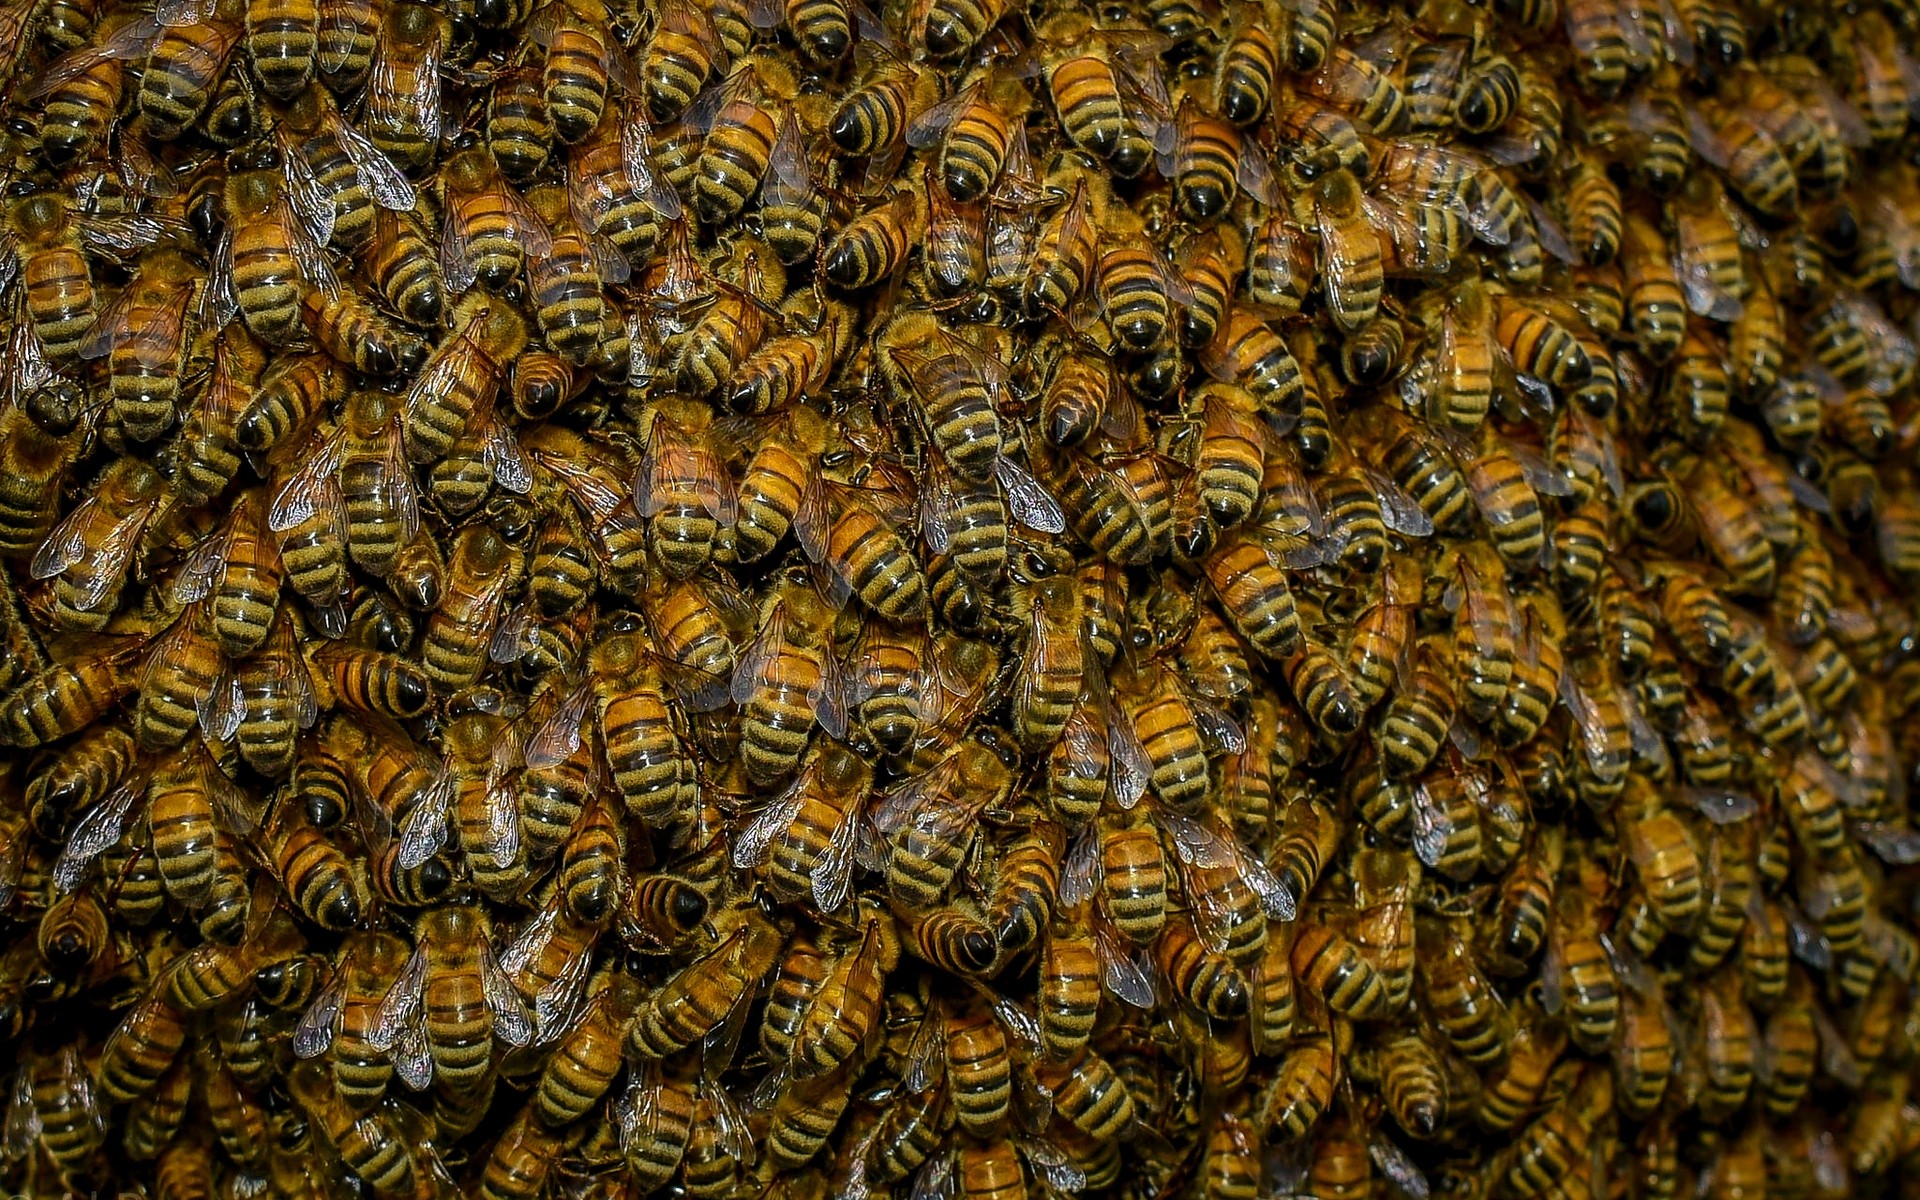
[1633,487,1675,531]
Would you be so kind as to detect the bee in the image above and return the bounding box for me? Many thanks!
[906,73,1023,203]
[689,59,787,226]
[638,0,728,119]
[438,146,553,295]
[359,1,445,171]
[1477,995,1566,1132]
[487,63,554,182]
[628,915,785,1058]
[2,191,105,364]
[1689,101,1797,221]
[98,996,189,1107]
[10,1043,106,1181]
[1501,1065,1612,1199]
[355,209,445,331]
[735,739,872,913]
[366,904,533,1095]
[136,0,245,140]
[0,641,140,749]
[287,1061,417,1194]
[522,0,634,146]
[872,735,1014,910]
[31,457,165,631]
[209,159,338,349]
[73,251,199,444]
[289,931,411,1109]
[27,11,160,165]
[1200,308,1307,423]
[1260,1004,1343,1139]
[731,572,849,786]
[1034,22,1159,178]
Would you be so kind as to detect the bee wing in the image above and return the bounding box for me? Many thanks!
[3,1063,38,1156]
[620,119,684,220]
[284,200,339,297]
[1410,781,1462,872]
[811,800,862,915]
[51,778,139,893]
[1673,223,1744,322]
[905,83,980,149]
[506,186,555,261]
[870,757,960,836]
[524,679,594,769]
[1370,1138,1431,1200]
[3,319,53,409]
[763,110,816,206]
[996,458,1066,534]
[439,206,478,296]
[268,440,345,531]
[198,670,244,743]
[29,496,99,580]
[155,0,214,24]
[916,461,961,556]
[1190,693,1246,754]
[333,120,416,211]
[531,950,593,1044]
[704,1073,756,1165]
[1555,671,1617,775]
[1060,825,1099,906]
[368,938,429,1052]
[730,602,786,706]
[381,417,421,544]
[901,1002,944,1093]
[282,141,337,249]
[480,939,535,1048]
[488,600,539,666]
[204,227,241,330]
[1095,919,1157,1008]
[1158,812,1235,869]
[29,15,161,94]
[812,646,850,739]
[1238,141,1278,207]
[72,503,157,613]
[1109,710,1151,810]
[481,422,534,497]
[389,1014,433,1091]
[733,766,811,869]
[293,971,348,1058]
[171,521,234,605]
[395,770,455,870]
[1359,465,1436,537]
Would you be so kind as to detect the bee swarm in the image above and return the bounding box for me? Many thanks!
[3,0,1920,1196]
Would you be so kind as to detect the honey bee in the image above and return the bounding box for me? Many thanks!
[735,739,871,913]
[438,145,553,295]
[365,904,532,1095]
[135,0,245,140]
[293,930,414,1109]
[31,457,165,631]
[872,734,1015,910]
[628,912,784,1058]
[689,59,787,226]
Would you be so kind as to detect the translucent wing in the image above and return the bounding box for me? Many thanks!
[996,458,1066,533]
[524,679,594,769]
[734,765,812,869]
[394,770,455,870]
[481,939,535,1047]
[390,1014,433,1091]
[293,971,348,1058]
[367,939,428,1052]
[52,780,139,892]
[811,797,861,914]
[29,495,101,580]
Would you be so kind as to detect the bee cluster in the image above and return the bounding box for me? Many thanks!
[4,0,1920,1192]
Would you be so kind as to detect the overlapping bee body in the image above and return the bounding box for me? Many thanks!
[3,0,1920,1195]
